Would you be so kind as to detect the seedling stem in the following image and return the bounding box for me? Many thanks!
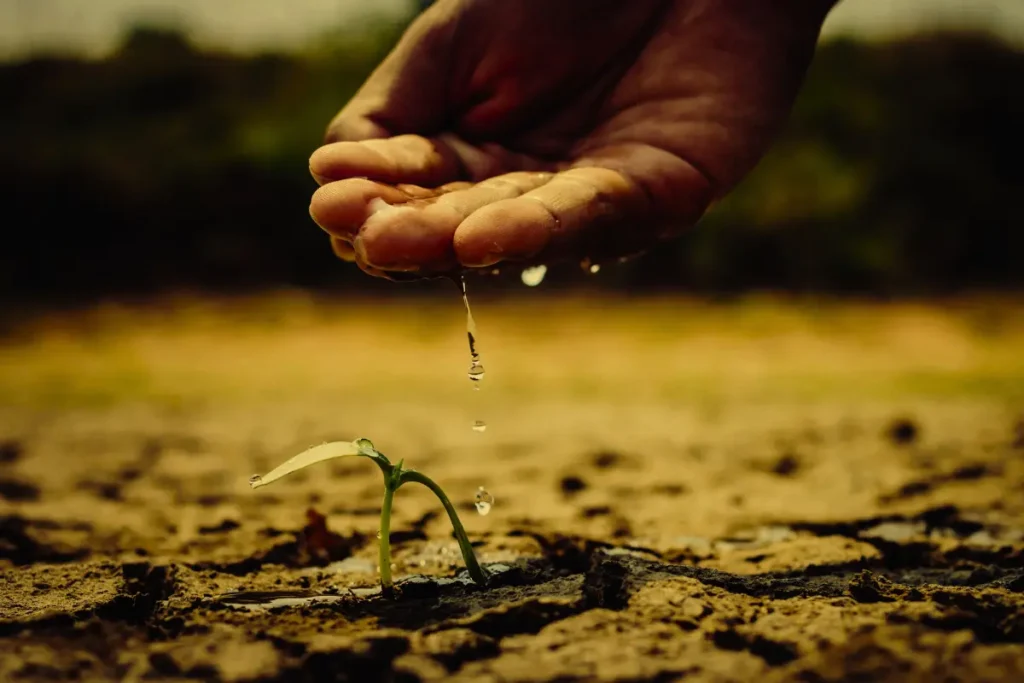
[248,438,487,597]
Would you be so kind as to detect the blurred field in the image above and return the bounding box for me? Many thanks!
[2,293,1023,409]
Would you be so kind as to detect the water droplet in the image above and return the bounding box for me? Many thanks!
[474,486,494,516]
[490,268,500,276]
[460,277,486,388]
[520,265,547,287]
[390,563,396,571]
[458,277,489,431]
[248,474,262,487]
[376,529,382,539]
[589,263,601,274]
[468,360,485,383]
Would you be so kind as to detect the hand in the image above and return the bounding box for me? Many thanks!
[308,0,836,279]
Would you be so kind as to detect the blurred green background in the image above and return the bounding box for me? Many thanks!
[2,0,1022,308]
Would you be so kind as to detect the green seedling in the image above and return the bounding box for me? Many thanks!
[248,438,487,597]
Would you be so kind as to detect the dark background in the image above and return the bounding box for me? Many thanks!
[2,10,1022,309]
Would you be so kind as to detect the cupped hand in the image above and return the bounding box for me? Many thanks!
[308,0,836,279]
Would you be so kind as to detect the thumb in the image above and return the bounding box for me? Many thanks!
[325,2,459,143]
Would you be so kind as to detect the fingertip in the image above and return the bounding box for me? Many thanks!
[308,183,339,234]
[355,207,456,272]
[324,114,390,145]
[329,236,356,262]
[309,179,411,238]
[308,145,337,180]
[309,191,327,232]
[309,146,331,185]
[454,199,554,268]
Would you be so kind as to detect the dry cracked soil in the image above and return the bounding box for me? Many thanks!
[1,294,1023,682]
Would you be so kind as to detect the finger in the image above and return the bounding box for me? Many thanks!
[311,132,552,189]
[453,144,714,267]
[451,167,647,267]
[354,172,554,272]
[397,181,473,198]
[329,236,356,263]
[309,178,416,240]
[310,135,465,187]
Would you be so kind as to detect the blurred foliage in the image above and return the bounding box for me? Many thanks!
[1,20,1021,304]
[678,35,1024,295]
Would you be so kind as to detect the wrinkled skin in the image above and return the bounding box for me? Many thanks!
[308,0,838,279]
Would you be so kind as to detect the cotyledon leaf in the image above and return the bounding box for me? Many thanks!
[249,440,365,489]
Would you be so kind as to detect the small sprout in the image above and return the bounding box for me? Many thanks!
[248,437,487,597]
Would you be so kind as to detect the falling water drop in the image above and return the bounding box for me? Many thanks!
[460,276,486,387]
[458,276,488,430]
[468,360,485,385]
[589,263,601,274]
[474,486,494,516]
[520,265,547,287]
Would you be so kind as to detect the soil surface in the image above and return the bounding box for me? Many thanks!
[1,295,1023,682]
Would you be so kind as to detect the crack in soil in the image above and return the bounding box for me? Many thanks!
[3,524,1022,681]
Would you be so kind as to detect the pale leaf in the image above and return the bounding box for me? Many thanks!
[249,440,362,489]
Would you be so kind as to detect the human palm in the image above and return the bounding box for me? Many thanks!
[309,0,836,278]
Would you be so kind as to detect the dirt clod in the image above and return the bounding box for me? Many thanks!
[0,440,22,464]
[771,453,801,476]
[559,476,587,496]
[887,417,919,446]
[592,451,622,469]
[847,570,905,603]
[0,478,39,502]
